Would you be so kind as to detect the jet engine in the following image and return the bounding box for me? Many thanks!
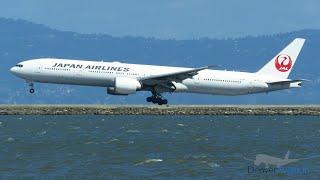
[107,77,142,95]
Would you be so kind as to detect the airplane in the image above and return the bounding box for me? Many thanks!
[247,151,300,168]
[245,150,320,168]
[10,38,305,105]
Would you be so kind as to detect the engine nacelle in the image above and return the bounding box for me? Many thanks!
[107,77,141,95]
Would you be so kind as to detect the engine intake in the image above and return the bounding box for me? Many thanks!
[107,77,141,95]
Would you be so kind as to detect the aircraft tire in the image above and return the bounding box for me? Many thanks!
[162,99,168,104]
[146,97,152,102]
[152,98,158,104]
[29,88,35,94]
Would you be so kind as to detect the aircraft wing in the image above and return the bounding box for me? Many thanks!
[139,66,211,83]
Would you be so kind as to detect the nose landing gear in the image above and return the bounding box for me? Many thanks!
[29,83,35,94]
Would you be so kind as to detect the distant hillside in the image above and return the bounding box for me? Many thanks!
[0,18,319,104]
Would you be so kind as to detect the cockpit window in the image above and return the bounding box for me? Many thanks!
[15,64,23,68]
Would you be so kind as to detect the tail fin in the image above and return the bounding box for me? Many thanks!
[256,38,305,79]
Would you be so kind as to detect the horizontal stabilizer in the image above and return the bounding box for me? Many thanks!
[266,79,308,85]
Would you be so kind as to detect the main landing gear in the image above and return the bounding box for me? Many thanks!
[146,96,168,105]
[146,91,168,105]
[29,82,35,94]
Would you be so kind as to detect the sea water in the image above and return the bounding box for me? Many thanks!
[0,115,319,179]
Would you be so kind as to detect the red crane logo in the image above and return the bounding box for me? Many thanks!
[275,54,292,72]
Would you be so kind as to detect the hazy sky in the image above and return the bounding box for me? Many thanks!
[0,0,319,39]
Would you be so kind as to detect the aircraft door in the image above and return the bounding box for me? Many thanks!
[76,69,84,80]
[247,79,257,93]
[34,64,43,74]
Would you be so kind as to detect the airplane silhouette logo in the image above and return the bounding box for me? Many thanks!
[244,151,320,168]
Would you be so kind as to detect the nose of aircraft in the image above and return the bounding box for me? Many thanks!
[10,66,18,75]
[10,67,15,73]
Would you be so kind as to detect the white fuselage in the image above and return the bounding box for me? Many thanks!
[10,58,299,96]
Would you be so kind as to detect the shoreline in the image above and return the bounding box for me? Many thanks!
[0,105,319,115]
